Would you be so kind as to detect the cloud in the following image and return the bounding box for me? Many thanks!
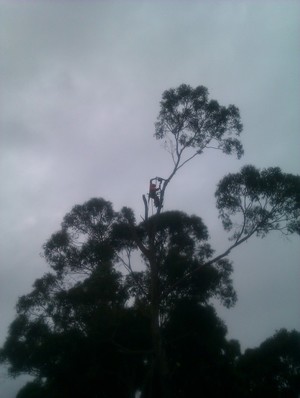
[0,1,299,394]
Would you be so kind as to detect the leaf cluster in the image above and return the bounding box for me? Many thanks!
[155,84,244,165]
[216,165,300,240]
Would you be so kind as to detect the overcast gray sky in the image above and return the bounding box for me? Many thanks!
[1,1,300,396]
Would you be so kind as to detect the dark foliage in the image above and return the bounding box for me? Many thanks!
[216,165,300,239]
[237,329,300,397]
[155,84,244,162]
[1,85,299,397]
[0,200,238,397]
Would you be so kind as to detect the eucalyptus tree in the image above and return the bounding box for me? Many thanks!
[135,84,300,397]
[1,84,299,398]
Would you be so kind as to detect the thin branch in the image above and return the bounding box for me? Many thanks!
[123,214,150,258]
[162,226,259,299]
[204,145,222,150]
[233,203,247,244]
[117,254,148,297]
[142,194,149,221]
[176,150,201,171]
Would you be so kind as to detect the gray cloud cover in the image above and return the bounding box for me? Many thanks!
[0,1,299,396]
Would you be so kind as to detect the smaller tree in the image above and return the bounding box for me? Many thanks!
[237,329,300,397]
[164,299,241,397]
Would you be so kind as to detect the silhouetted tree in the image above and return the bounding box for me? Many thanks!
[1,84,299,398]
[237,329,300,397]
[0,203,239,397]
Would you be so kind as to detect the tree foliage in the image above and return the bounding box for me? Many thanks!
[216,165,300,239]
[155,84,243,168]
[1,84,299,397]
[237,329,300,397]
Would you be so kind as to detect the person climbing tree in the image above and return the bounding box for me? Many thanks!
[149,177,164,208]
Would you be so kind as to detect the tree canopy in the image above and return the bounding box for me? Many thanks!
[1,84,299,398]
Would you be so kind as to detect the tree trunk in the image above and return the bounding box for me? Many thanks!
[139,197,171,397]
[146,251,171,398]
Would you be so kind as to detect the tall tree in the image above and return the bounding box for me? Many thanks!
[1,84,299,398]
[136,84,299,397]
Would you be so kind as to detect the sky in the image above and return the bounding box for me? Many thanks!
[0,1,300,396]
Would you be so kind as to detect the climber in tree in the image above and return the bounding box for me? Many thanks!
[149,177,164,208]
